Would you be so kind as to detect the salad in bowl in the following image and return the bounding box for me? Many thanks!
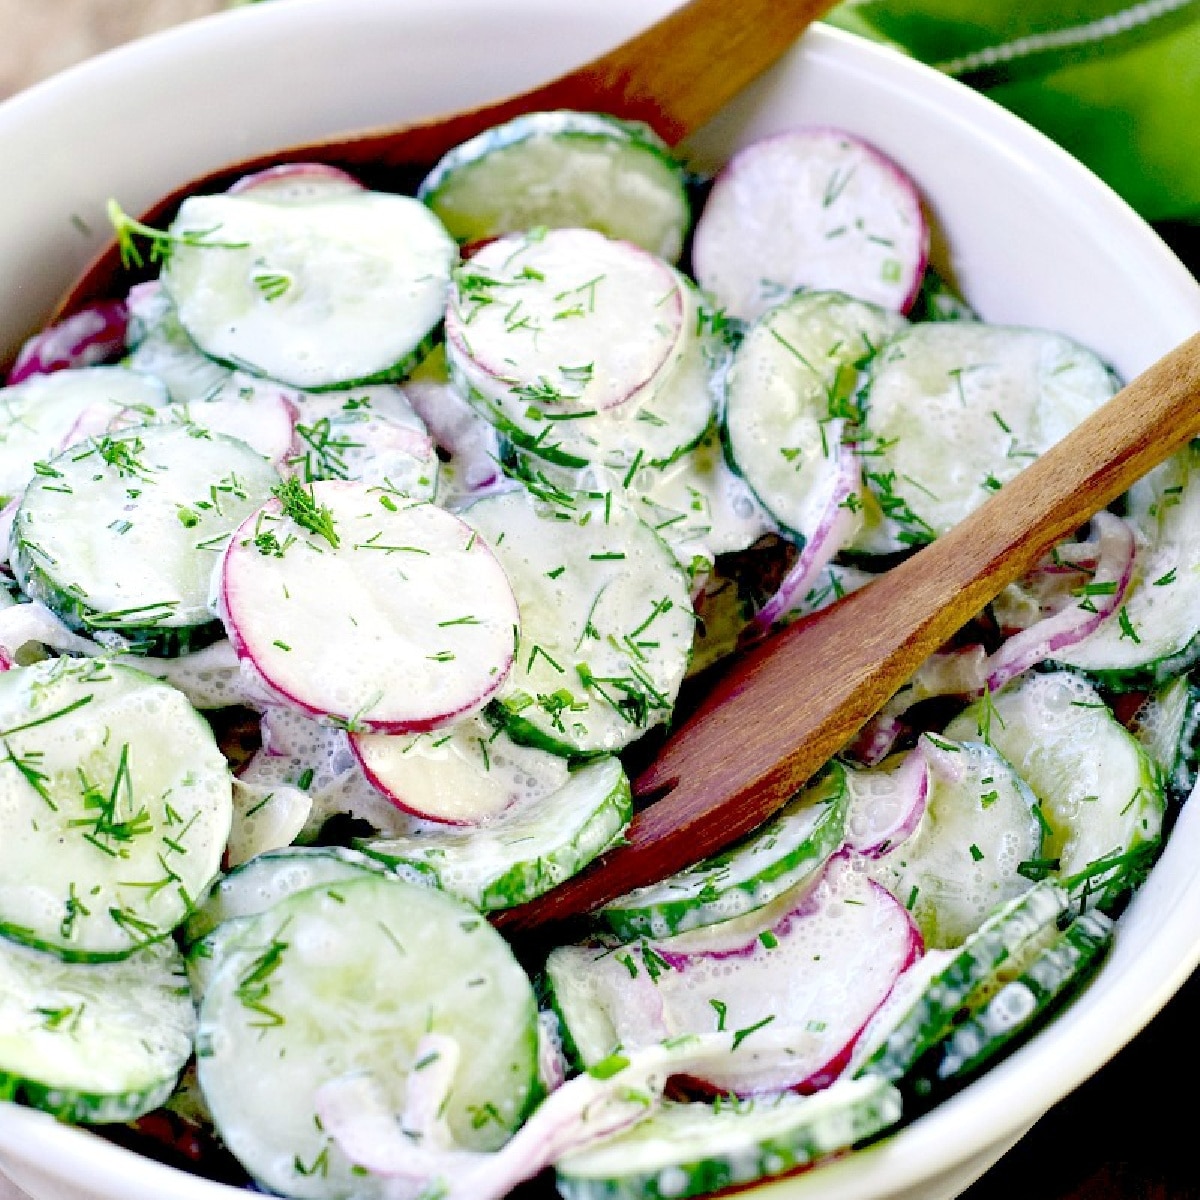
[0,4,1198,1200]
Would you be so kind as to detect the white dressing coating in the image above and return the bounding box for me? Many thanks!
[221,481,519,732]
[164,191,457,389]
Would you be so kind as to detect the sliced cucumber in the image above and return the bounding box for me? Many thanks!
[359,755,631,910]
[0,936,195,1124]
[11,423,280,654]
[1127,674,1200,801]
[555,1075,902,1200]
[942,670,1164,906]
[853,879,1070,1083]
[930,909,1114,1083]
[867,737,1044,949]
[723,290,905,540]
[419,110,690,262]
[196,875,540,1197]
[0,658,231,960]
[181,844,393,947]
[1053,443,1200,682]
[461,488,694,755]
[0,366,169,505]
[123,281,232,404]
[857,323,1118,548]
[162,190,457,390]
[599,762,848,940]
[182,845,395,1000]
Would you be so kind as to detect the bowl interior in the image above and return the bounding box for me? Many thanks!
[0,3,1198,1200]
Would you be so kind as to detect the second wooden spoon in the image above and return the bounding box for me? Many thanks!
[496,329,1200,932]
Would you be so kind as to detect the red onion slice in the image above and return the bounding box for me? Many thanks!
[753,441,862,631]
[985,510,1135,693]
[7,301,129,384]
[844,743,930,858]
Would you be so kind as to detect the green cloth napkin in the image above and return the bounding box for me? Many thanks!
[827,0,1200,225]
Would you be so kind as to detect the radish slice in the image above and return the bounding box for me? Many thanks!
[7,301,129,384]
[843,745,930,858]
[349,713,569,825]
[226,162,365,204]
[445,228,685,414]
[220,480,519,733]
[177,374,299,465]
[984,511,1136,692]
[548,851,921,1096]
[692,128,928,322]
[753,444,862,631]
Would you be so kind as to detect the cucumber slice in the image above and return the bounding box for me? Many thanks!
[1053,443,1200,682]
[419,110,690,262]
[162,190,457,390]
[461,488,694,756]
[555,1075,903,1200]
[853,879,1070,1083]
[359,755,631,910]
[0,658,231,960]
[599,762,848,940]
[123,281,232,404]
[930,909,1114,1083]
[0,937,195,1124]
[220,480,520,734]
[349,711,571,824]
[196,875,540,1197]
[181,844,393,947]
[183,845,396,999]
[942,670,1164,905]
[857,323,1118,547]
[11,423,280,654]
[723,290,905,540]
[0,366,169,505]
[1127,674,1200,801]
[867,737,1044,949]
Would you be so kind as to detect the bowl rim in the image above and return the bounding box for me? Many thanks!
[0,5,1198,1200]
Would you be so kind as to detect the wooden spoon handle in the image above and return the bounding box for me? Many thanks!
[497,330,1200,932]
[54,0,835,320]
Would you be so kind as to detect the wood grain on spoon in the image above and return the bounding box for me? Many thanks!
[494,331,1200,933]
[53,0,837,319]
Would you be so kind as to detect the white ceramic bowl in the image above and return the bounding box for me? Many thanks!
[0,4,1199,1200]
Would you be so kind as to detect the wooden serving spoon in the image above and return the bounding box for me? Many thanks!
[52,0,838,319]
[495,330,1200,933]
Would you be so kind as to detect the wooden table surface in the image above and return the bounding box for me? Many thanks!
[2,5,1199,1200]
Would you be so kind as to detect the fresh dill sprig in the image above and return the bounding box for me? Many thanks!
[272,478,340,549]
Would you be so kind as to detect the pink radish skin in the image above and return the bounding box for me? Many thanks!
[220,480,519,734]
[693,126,929,322]
[7,301,129,384]
[445,228,685,413]
[226,162,365,203]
